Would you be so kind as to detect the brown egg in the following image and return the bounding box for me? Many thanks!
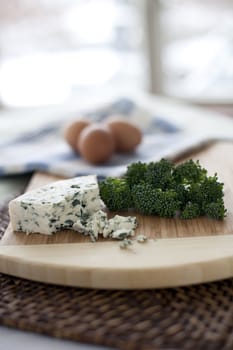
[78,124,115,164]
[64,119,91,152]
[106,117,142,152]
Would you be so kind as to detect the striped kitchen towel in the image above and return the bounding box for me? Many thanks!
[0,98,207,178]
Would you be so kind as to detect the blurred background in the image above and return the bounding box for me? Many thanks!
[0,0,232,112]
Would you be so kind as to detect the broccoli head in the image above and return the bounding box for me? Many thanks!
[153,189,181,217]
[172,183,189,208]
[145,158,175,190]
[187,183,204,209]
[199,174,224,203]
[204,199,227,220]
[125,162,147,188]
[173,159,207,184]
[180,202,201,219]
[132,184,180,217]
[187,174,224,215]
[132,183,157,215]
[99,177,132,211]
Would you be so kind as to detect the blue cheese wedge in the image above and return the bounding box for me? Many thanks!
[9,175,101,235]
[73,210,137,241]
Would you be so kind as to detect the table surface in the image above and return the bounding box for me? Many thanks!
[1,93,233,349]
[0,326,114,350]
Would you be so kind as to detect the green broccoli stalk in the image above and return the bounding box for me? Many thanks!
[99,178,132,211]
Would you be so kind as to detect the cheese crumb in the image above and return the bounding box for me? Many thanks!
[119,239,134,249]
[73,210,137,242]
[137,234,148,243]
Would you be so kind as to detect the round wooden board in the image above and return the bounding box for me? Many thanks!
[0,236,233,289]
[1,141,233,289]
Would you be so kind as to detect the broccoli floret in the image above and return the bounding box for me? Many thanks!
[132,183,156,215]
[187,174,224,214]
[174,159,207,184]
[199,174,224,203]
[204,199,227,220]
[145,159,175,190]
[187,183,203,209]
[180,202,200,219]
[172,183,189,208]
[132,185,180,217]
[99,158,226,221]
[125,162,147,188]
[153,189,181,217]
[99,177,132,211]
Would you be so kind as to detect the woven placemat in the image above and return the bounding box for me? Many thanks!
[0,202,233,350]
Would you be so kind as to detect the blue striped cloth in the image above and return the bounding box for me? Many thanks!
[0,98,207,178]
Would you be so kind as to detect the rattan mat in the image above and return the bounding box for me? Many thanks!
[0,200,233,350]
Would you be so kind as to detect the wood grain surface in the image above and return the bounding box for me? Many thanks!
[1,141,233,246]
[0,141,233,289]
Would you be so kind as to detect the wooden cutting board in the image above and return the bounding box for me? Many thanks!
[0,141,233,289]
